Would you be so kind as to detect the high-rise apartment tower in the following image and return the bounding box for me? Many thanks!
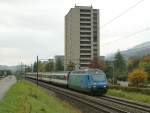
[65,5,100,70]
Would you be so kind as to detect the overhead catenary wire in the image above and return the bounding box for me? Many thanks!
[101,27,150,47]
[100,0,147,50]
[100,0,145,28]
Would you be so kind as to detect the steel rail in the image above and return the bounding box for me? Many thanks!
[100,95,150,112]
[26,77,129,113]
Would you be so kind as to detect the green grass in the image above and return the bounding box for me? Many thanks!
[0,80,82,113]
[107,89,150,104]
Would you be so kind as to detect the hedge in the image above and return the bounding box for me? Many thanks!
[109,85,150,95]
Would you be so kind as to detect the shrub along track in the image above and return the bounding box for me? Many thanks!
[26,78,150,113]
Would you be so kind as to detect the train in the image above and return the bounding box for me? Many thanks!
[26,69,108,95]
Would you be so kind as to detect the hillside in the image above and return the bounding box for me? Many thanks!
[0,65,8,70]
[107,41,150,60]
[0,65,20,72]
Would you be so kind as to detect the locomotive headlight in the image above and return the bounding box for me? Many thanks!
[93,83,97,88]
[93,85,96,88]
[104,86,106,88]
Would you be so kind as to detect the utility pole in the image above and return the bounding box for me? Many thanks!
[112,62,115,85]
[25,65,26,79]
[37,56,39,86]
[31,64,33,72]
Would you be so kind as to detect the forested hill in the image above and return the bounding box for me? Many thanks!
[107,41,150,60]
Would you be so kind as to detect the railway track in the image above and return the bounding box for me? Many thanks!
[101,95,150,113]
[41,82,128,113]
[26,78,150,113]
[27,78,128,113]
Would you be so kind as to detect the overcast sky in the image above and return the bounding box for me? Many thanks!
[0,0,150,66]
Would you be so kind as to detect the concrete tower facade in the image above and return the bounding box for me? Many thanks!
[65,5,100,70]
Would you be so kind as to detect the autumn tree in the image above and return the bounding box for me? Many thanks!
[128,57,140,72]
[38,61,46,72]
[99,60,105,70]
[33,61,46,72]
[45,60,55,72]
[128,68,148,88]
[88,57,105,70]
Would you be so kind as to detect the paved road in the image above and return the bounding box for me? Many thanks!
[0,76,16,100]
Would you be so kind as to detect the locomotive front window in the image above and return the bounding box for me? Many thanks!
[92,74,106,82]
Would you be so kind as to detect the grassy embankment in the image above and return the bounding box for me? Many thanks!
[0,80,82,113]
[107,89,150,104]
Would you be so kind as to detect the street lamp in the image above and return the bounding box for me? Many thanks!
[109,62,115,85]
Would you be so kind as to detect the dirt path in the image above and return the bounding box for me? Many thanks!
[0,76,16,100]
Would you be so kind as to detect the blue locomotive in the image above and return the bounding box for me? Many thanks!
[26,69,108,95]
[68,69,107,94]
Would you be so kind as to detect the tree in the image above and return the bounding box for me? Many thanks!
[128,57,140,72]
[33,61,46,72]
[45,60,54,72]
[49,61,55,72]
[88,57,105,70]
[114,51,127,81]
[25,66,32,72]
[33,62,37,72]
[0,70,12,76]
[55,58,64,71]
[38,61,46,72]
[128,68,148,87]
[104,61,113,79]
[139,55,150,80]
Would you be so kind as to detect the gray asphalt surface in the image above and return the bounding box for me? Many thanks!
[0,76,16,100]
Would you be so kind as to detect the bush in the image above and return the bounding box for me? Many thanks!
[109,85,150,95]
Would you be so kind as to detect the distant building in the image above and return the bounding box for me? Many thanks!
[65,5,100,70]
